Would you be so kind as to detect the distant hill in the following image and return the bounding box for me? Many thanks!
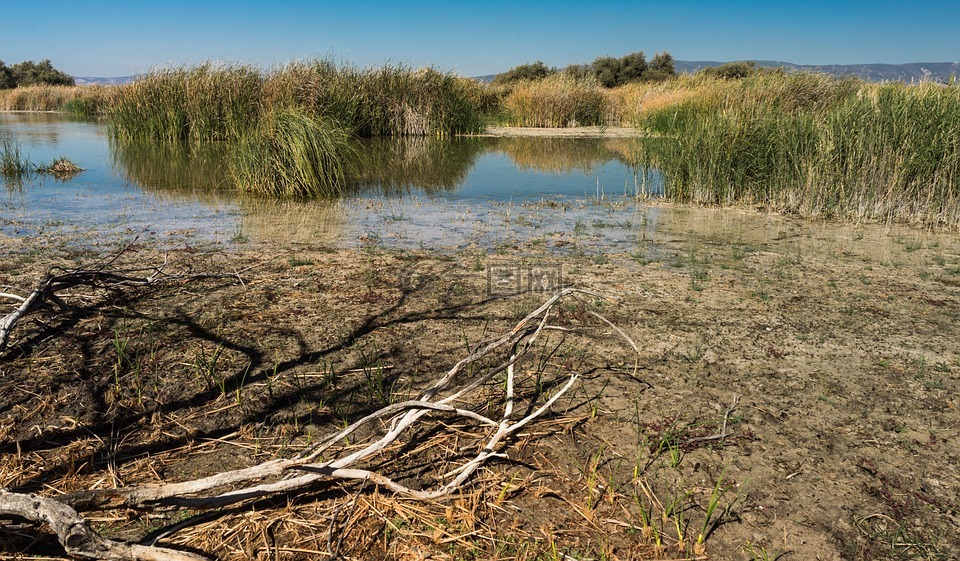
[674,60,960,83]
[73,75,138,86]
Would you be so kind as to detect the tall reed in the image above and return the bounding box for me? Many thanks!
[109,60,482,143]
[502,74,607,127]
[264,61,483,136]
[231,109,354,198]
[109,63,264,144]
[1,139,30,179]
[0,84,115,114]
[629,74,960,227]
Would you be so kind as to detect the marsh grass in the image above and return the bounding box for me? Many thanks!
[109,63,264,144]
[0,139,30,178]
[2,139,83,181]
[231,110,354,197]
[0,84,115,114]
[103,60,484,198]
[109,60,482,145]
[621,74,960,228]
[502,74,607,127]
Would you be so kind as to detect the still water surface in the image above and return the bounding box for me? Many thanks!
[1,113,662,252]
[3,113,958,265]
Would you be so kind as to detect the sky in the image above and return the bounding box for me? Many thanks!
[3,0,959,78]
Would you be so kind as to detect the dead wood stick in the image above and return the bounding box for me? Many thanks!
[0,490,207,561]
[59,289,621,513]
[24,287,639,561]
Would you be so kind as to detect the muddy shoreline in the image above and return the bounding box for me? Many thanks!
[2,208,959,559]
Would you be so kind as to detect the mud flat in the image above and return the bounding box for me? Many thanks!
[1,208,959,559]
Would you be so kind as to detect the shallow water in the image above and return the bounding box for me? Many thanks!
[3,113,959,266]
[1,113,239,245]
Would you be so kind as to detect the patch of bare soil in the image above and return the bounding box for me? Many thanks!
[1,219,959,560]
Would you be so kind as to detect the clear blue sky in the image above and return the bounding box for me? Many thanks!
[3,0,959,77]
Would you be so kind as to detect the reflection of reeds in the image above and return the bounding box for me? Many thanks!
[111,125,485,198]
[494,137,614,173]
[111,138,232,197]
[349,136,486,193]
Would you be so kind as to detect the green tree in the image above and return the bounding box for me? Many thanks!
[591,51,651,87]
[9,59,74,87]
[645,51,676,81]
[618,51,647,83]
[563,63,592,81]
[493,60,555,85]
[699,60,759,79]
[592,56,621,88]
[0,61,14,89]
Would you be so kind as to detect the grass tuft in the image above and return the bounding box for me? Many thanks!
[231,110,354,198]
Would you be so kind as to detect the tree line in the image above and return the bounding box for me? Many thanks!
[0,59,75,89]
[493,51,676,86]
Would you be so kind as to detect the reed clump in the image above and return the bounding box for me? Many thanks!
[109,60,482,144]
[628,73,960,228]
[0,139,30,179]
[105,60,483,197]
[2,139,83,183]
[109,63,264,144]
[0,84,115,115]
[502,74,608,127]
[231,109,354,197]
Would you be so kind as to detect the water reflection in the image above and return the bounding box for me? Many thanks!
[350,136,485,193]
[111,139,233,197]
[4,114,958,266]
[492,137,613,173]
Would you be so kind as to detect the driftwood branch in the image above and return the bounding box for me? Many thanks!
[0,490,206,561]
[3,282,640,559]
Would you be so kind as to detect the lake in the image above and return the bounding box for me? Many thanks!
[2,112,957,265]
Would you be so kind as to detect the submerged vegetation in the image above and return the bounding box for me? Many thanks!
[1,139,82,183]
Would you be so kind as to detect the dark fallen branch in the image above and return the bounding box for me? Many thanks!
[0,253,241,354]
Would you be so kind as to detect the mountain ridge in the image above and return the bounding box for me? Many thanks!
[673,60,960,83]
